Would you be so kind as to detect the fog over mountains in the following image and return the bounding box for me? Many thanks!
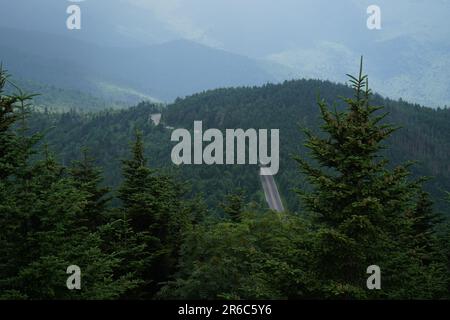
[1,0,449,107]
[0,27,275,104]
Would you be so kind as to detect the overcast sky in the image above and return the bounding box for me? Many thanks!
[1,0,450,106]
[111,0,450,57]
[1,0,449,57]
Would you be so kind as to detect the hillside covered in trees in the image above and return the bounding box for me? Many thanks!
[27,76,450,214]
[1,64,450,299]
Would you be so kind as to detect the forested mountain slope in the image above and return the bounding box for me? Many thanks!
[28,80,450,213]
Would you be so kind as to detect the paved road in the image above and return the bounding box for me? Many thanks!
[151,113,284,211]
[260,168,284,212]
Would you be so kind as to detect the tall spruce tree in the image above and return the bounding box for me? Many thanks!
[118,130,157,232]
[0,68,141,299]
[69,147,110,230]
[118,130,191,297]
[295,58,445,298]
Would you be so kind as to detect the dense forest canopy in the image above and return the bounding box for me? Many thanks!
[26,79,450,214]
[1,63,450,299]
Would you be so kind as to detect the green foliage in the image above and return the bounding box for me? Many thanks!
[160,211,317,300]
[294,59,447,299]
[1,63,450,300]
[220,189,246,222]
[68,147,110,230]
[118,130,193,297]
[0,67,156,299]
[25,79,450,216]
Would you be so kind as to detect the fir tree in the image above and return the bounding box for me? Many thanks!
[0,69,141,299]
[294,58,444,298]
[118,130,191,297]
[220,189,246,222]
[407,191,443,264]
[118,130,157,232]
[69,147,110,230]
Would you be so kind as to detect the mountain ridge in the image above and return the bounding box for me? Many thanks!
[0,27,278,104]
[26,78,450,213]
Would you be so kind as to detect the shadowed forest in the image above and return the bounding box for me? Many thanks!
[1,62,450,299]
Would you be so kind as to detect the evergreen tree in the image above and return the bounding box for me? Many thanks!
[436,192,450,298]
[407,191,443,264]
[118,130,157,232]
[220,189,246,222]
[69,147,110,230]
[0,66,37,179]
[160,210,314,300]
[0,69,140,299]
[294,58,445,298]
[118,130,191,297]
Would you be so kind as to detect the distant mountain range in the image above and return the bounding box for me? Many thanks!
[267,36,450,108]
[0,27,277,107]
[2,1,450,109]
[3,25,450,110]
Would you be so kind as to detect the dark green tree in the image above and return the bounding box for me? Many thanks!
[118,130,191,297]
[69,147,110,230]
[294,59,446,298]
[160,211,315,300]
[118,130,157,232]
[407,191,443,264]
[220,189,246,222]
[0,68,140,299]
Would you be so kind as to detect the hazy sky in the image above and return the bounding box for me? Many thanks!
[123,0,450,57]
[1,0,449,57]
[1,0,450,106]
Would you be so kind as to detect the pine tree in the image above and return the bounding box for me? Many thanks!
[406,191,443,264]
[0,67,41,298]
[220,189,246,222]
[0,69,141,299]
[2,140,141,299]
[118,130,158,232]
[0,66,37,179]
[294,58,443,298]
[69,147,110,230]
[118,130,191,297]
